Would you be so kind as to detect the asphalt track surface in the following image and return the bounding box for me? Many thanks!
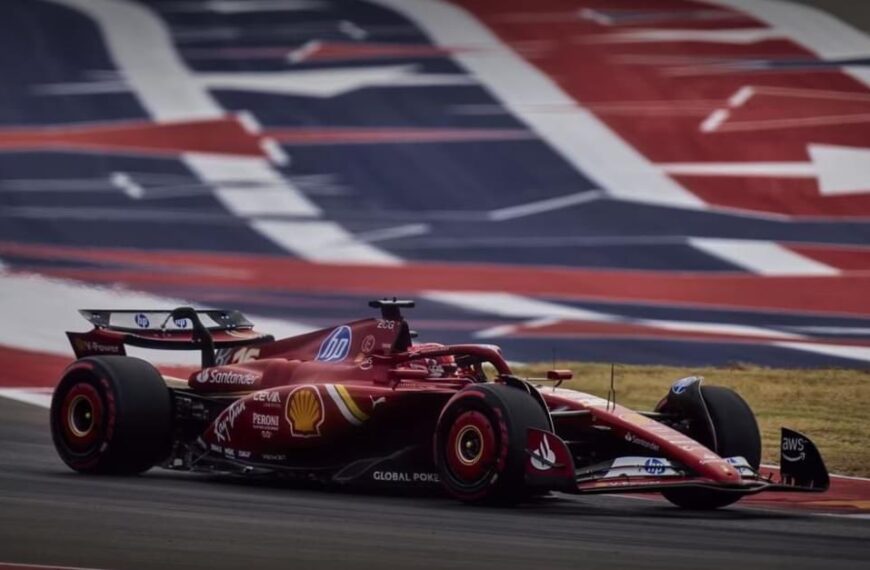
[2,398,868,570]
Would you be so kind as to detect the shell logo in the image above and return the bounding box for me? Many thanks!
[286,385,324,437]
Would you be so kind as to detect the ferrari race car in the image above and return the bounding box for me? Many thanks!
[51,300,829,508]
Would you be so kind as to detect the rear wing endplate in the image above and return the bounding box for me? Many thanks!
[68,306,273,368]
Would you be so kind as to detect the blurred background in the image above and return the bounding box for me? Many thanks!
[1,0,869,383]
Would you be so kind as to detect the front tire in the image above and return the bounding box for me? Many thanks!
[50,356,172,474]
[662,385,761,509]
[435,383,549,503]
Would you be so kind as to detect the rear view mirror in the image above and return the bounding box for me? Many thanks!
[547,369,573,381]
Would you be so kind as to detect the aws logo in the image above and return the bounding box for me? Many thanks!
[316,326,352,362]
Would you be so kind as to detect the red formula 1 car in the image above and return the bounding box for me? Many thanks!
[51,300,829,508]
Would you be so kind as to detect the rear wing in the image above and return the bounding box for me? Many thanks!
[67,306,273,367]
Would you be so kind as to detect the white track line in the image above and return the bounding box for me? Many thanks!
[47,0,395,265]
[424,292,615,322]
[197,66,474,98]
[773,341,870,364]
[488,190,604,221]
[371,0,852,281]
[353,224,431,243]
[584,28,786,45]
[181,154,317,217]
[0,389,52,409]
[370,0,705,210]
[425,291,806,341]
[161,1,327,14]
[699,108,729,132]
[729,86,755,107]
[688,238,840,276]
[109,172,145,199]
[424,291,870,364]
[711,0,870,89]
[250,220,401,264]
[48,0,219,121]
[0,272,313,366]
[660,162,815,178]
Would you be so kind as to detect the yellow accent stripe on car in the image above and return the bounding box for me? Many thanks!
[336,384,369,422]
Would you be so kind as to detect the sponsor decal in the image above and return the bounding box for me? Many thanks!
[316,326,352,362]
[214,401,245,443]
[325,384,369,426]
[196,368,258,386]
[73,338,122,354]
[215,347,261,366]
[174,318,190,329]
[725,456,754,476]
[359,357,373,371]
[134,313,150,328]
[376,319,396,330]
[262,453,287,462]
[361,334,376,353]
[644,457,666,475]
[286,385,324,437]
[234,347,260,363]
[214,348,233,366]
[530,434,556,471]
[671,377,697,395]
[782,436,806,462]
[252,390,281,407]
[624,433,660,452]
[238,450,252,459]
[372,471,439,483]
[700,457,727,465]
[602,456,679,479]
[253,412,280,431]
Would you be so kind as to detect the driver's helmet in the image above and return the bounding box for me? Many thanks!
[407,342,455,377]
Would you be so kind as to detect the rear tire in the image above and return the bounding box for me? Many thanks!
[435,383,549,503]
[662,386,761,509]
[50,356,172,474]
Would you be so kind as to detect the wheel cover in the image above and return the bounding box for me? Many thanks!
[59,383,104,451]
[445,410,497,485]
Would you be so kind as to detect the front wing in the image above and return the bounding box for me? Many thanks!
[524,427,830,497]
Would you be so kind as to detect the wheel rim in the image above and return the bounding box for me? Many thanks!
[455,425,484,465]
[59,383,104,451]
[68,395,95,437]
[445,410,497,486]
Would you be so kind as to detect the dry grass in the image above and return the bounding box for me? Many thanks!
[514,363,870,477]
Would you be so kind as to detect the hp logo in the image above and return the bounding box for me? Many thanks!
[644,458,666,475]
[316,326,352,362]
